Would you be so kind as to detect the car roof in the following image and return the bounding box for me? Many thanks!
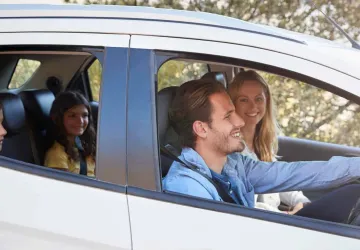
[1,4,360,80]
[0,4,339,45]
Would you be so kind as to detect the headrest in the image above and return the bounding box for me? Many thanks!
[201,72,228,86]
[46,76,63,96]
[0,93,26,136]
[19,89,55,130]
[157,86,178,144]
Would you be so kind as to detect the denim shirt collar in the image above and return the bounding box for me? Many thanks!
[181,147,212,177]
[180,147,238,177]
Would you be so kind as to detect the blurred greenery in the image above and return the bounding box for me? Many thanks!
[9,59,40,89]
[67,0,360,146]
[259,72,360,147]
[87,59,102,102]
[158,61,208,91]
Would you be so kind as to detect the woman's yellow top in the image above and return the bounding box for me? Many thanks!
[44,141,95,177]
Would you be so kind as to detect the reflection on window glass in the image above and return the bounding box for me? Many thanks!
[9,59,41,89]
[87,59,102,102]
[158,60,208,91]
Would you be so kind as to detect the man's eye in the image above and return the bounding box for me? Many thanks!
[239,98,247,102]
[256,97,264,102]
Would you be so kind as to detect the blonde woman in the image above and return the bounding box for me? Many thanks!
[228,70,310,214]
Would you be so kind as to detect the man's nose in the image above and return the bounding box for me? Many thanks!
[233,113,245,128]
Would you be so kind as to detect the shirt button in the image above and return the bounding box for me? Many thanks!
[229,190,233,194]
[227,181,231,185]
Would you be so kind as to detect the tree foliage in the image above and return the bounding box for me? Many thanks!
[9,59,41,89]
[65,0,360,146]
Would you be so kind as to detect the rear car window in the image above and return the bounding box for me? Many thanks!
[158,60,208,91]
[8,59,41,89]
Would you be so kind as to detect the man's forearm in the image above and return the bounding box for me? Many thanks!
[246,156,360,194]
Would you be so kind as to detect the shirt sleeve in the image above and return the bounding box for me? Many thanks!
[279,191,311,206]
[44,148,69,171]
[163,175,214,201]
[255,201,286,213]
[242,155,360,194]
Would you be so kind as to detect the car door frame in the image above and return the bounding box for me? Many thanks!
[126,34,360,241]
[0,31,132,249]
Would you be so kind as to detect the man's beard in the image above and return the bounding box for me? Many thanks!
[211,128,245,155]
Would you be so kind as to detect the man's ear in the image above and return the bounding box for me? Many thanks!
[193,120,208,139]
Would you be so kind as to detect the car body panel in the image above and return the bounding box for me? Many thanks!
[0,166,131,250]
[0,5,359,80]
[128,193,360,250]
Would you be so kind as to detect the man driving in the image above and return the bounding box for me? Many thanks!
[163,79,360,224]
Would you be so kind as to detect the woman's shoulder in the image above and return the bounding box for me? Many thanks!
[44,141,69,169]
[46,141,66,156]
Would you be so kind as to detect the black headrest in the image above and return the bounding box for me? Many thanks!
[19,89,55,130]
[0,93,26,136]
[157,86,178,144]
[201,72,228,86]
[46,76,63,96]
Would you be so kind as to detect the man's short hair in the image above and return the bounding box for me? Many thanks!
[169,79,226,148]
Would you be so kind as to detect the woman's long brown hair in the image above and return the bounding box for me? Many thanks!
[228,70,281,162]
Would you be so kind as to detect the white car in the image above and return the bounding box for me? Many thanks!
[0,4,360,250]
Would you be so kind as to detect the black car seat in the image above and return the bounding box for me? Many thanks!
[19,89,55,165]
[157,86,181,177]
[89,101,98,130]
[0,93,35,164]
[46,76,63,97]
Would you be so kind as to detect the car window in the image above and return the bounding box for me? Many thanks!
[255,70,360,147]
[87,59,102,102]
[158,60,208,91]
[8,59,41,89]
[0,50,105,182]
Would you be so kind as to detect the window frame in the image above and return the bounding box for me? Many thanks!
[66,55,94,100]
[126,47,360,240]
[0,45,128,190]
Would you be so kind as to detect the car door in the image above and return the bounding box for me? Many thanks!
[126,35,360,249]
[0,30,132,250]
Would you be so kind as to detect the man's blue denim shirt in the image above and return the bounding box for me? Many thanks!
[162,148,360,207]
[209,169,243,205]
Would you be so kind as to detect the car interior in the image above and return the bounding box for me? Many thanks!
[0,51,100,169]
[157,58,360,202]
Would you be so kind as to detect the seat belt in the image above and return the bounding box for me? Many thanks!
[160,145,236,204]
[75,137,87,176]
[79,152,88,176]
[26,121,41,165]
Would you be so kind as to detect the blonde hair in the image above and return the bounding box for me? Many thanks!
[228,70,281,162]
